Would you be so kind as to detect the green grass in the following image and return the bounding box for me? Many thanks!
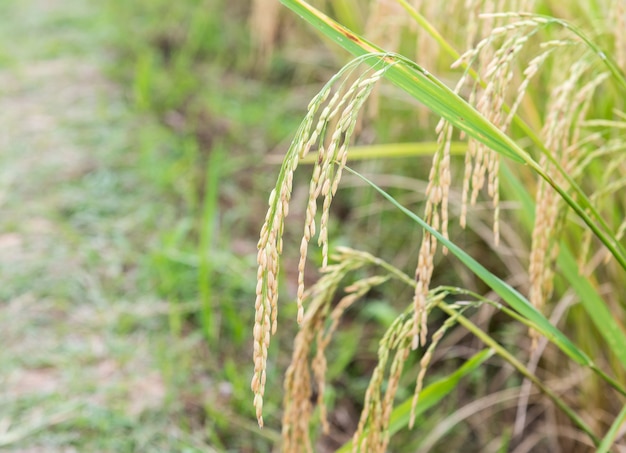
[101,0,320,449]
[0,0,216,450]
[2,0,292,447]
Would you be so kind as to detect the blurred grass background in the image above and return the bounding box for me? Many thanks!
[0,0,293,451]
[1,0,356,451]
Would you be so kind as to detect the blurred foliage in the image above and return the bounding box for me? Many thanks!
[104,0,331,450]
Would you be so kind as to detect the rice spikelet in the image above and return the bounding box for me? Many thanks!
[352,291,447,452]
[282,248,393,452]
[253,54,396,428]
[409,306,463,428]
[528,62,609,345]
[250,0,281,68]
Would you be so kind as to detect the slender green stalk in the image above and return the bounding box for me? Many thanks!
[295,141,466,163]
[597,404,626,453]
[393,0,459,65]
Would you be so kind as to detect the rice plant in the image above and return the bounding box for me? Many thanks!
[253,0,626,451]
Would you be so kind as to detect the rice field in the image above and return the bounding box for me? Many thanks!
[2,0,625,451]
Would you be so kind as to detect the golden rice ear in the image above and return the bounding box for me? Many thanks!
[454,10,554,245]
[528,63,609,347]
[253,55,396,429]
[352,291,449,453]
[410,117,453,349]
[249,0,281,69]
[528,61,586,315]
[410,307,462,428]
[613,0,626,71]
[352,310,411,453]
[281,248,392,452]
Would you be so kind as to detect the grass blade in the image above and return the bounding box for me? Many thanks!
[597,404,626,453]
[199,146,223,345]
[292,141,466,163]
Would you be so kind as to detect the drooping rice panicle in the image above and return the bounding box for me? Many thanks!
[282,254,359,451]
[352,310,410,453]
[614,0,626,70]
[313,274,390,434]
[352,290,448,453]
[527,61,612,345]
[409,304,465,428]
[249,0,280,66]
[253,54,397,427]
[456,13,547,244]
[281,247,394,451]
[410,118,452,348]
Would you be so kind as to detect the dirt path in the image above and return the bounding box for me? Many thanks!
[0,1,189,451]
